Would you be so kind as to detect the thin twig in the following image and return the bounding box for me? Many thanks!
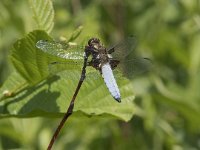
[47,52,88,150]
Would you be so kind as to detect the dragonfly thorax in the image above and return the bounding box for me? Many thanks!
[86,38,110,70]
[88,53,110,71]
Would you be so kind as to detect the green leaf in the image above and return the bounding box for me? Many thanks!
[0,71,135,121]
[0,71,27,102]
[29,0,54,33]
[10,30,53,85]
[0,30,136,121]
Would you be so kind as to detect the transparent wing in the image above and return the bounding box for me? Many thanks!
[107,36,152,78]
[48,61,83,75]
[48,61,101,80]
[107,36,137,60]
[118,58,152,78]
[36,40,84,60]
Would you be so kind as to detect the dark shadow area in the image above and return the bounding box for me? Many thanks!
[18,89,60,114]
[0,75,61,116]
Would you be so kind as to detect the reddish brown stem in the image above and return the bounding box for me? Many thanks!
[47,53,88,150]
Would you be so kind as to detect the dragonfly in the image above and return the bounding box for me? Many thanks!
[36,36,151,102]
[36,36,151,149]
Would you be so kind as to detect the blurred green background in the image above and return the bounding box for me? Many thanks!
[0,0,200,149]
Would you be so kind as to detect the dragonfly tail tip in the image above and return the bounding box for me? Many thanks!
[115,97,121,103]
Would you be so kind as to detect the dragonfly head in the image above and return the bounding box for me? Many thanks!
[88,38,101,50]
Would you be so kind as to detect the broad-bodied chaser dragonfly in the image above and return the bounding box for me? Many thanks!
[36,36,151,149]
[36,36,151,102]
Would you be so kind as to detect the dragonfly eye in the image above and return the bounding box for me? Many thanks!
[88,38,100,46]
